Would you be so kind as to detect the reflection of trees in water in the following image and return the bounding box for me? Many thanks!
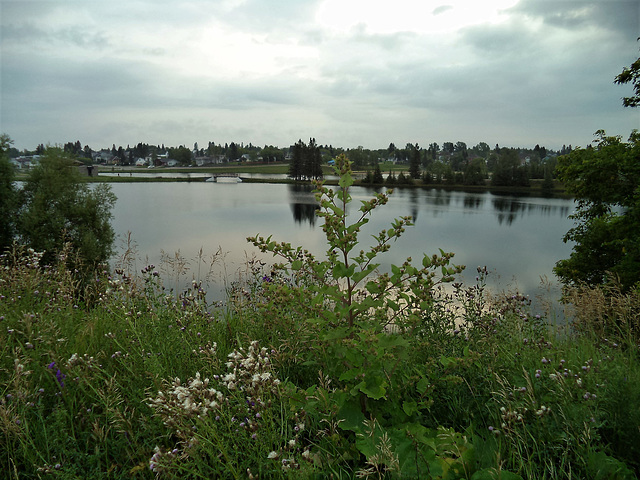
[409,188,419,223]
[463,195,483,210]
[289,184,319,226]
[422,189,452,216]
[492,196,571,225]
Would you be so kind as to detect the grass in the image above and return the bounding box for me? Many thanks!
[1,177,636,479]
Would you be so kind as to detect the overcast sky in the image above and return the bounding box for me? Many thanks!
[1,0,639,152]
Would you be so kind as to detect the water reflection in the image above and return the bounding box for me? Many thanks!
[463,195,484,210]
[288,184,319,227]
[108,182,576,306]
[492,196,571,226]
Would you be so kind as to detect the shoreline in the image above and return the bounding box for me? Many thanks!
[86,166,569,197]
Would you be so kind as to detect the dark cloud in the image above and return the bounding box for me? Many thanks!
[508,0,639,38]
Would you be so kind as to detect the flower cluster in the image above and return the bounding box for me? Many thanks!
[147,341,285,473]
[221,340,281,398]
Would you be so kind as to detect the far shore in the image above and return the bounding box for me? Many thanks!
[83,163,568,196]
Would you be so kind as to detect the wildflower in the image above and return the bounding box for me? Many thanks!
[55,369,66,388]
[268,451,279,459]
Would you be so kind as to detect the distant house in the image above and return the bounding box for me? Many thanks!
[12,155,40,169]
[135,158,147,167]
[195,156,212,167]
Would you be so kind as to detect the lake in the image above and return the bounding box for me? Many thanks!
[108,181,576,308]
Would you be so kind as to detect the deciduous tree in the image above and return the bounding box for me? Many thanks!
[0,134,18,251]
[554,131,640,289]
[18,147,116,275]
[614,40,640,107]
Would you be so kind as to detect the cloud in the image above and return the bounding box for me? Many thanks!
[433,5,453,15]
[1,0,637,151]
[508,0,639,37]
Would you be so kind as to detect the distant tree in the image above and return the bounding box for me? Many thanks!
[17,147,116,275]
[228,142,240,161]
[554,130,640,289]
[372,164,384,184]
[168,146,192,166]
[463,158,486,186]
[0,134,18,251]
[428,142,439,161]
[491,148,529,186]
[473,142,490,158]
[443,142,454,154]
[409,143,421,179]
[289,140,305,181]
[396,171,413,185]
[261,145,284,163]
[347,146,366,169]
[386,170,397,185]
[542,162,554,192]
[614,41,640,107]
[304,138,323,181]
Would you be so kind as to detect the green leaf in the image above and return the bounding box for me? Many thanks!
[339,172,354,189]
[336,398,366,433]
[291,260,302,271]
[417,377,430,395]
[402,400,418,416]
[359,373,387,400]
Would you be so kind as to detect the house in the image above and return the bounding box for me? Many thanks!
[11,155,40,169]
[135,158,147,167]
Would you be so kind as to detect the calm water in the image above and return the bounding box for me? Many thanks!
[108,182,576,304]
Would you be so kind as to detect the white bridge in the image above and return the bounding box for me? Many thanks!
[207,173,241,183]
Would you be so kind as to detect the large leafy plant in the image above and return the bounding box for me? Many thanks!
[248,154,469,476]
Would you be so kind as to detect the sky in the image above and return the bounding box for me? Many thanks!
[1,0,639,152]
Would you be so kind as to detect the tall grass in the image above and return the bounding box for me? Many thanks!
[2,166,639,478]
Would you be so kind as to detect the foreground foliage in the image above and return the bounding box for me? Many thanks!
[554,130,640,290]
[1,156,639,479]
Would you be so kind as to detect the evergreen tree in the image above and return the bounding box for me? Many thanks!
[409,143,421,179]
[305,138,323,180]
[372,164,384,184]
[289,140,304,181]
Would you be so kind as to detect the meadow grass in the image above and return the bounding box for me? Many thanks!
[1,160,638,479]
